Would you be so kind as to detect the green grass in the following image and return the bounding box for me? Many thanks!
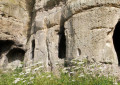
[0,58,119,85]
[0,70,117,85]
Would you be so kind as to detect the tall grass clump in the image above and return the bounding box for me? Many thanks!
[0,57,119,85]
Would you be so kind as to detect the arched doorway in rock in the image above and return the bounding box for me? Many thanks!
[6,48,25,63]
[113,21,120,66]
[58,26,66,59]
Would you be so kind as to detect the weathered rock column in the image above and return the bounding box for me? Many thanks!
[63,0,120,65]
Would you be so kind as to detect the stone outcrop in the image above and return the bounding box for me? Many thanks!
[0,0,34,69]
[0,0,120,72]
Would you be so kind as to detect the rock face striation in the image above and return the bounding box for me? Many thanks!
[0,0,120,72]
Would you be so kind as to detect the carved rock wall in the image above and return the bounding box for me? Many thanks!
[0,0,34,69]
[0,0,120,71]
[63,0,120,65]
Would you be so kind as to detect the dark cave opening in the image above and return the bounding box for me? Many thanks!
[6,48,25,63]
[113,21,120,66]
[0,40,14,56]
[58,26,66,59]
[32,40,35,59]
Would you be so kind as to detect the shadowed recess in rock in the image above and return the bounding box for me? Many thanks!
[44,0,66,10]
[113,21,120,66]
[58,26,66,59]
[32,40,35,59]
[0,40,14,56]
[6,48,25,63]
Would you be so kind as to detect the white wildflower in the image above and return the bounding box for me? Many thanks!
[32,70,35,74]
[63,70,68,73]
[13,78,21,84]
[74,67,80,70]
[20,78,24,81]
[34,67,39,71]
[12,68,16,71]
[66,67,70,69]
[26,62,43,68]
[30,77,34,80]
[90,68,94,72]
[13,74,17,76]
[89,64,95,67]
[98,63,102,66]
[78,62,84,65]
[113,82,118,85]
[27,82,32,84]
[39,66,44,68]
[78,74,84,77]
[62,67,69,73]
[70,71,74,74]
[19,72,24,76]
[63,68,67,71]
[113,79,118,85]
[18,64,23,68]
[72,80,75,82]
[32,62,43,66]
[41,76,44,78]
[34,66,44,71]
[25,68,31,74]
[86,72,92,75]
[47,75,51,78]
[23,80,26,83]
[70,60,75,63]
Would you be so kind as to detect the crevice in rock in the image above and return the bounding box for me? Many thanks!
[6,48,25,63]
[32,40,35,59]
[113,21,120,66]
[91,26,107,30]
[0,40,14,56]
[100,61,112,65]
[46,38,53,71]
[58,26,66,59]
[25,0,36,41]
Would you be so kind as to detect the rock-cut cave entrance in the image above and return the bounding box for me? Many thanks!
[0,40,25,68]
[58,26,66,59]
[7,48,25,63]
[0,40,14,57]
[113,21,120,66]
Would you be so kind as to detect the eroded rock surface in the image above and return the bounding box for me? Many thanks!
[0,0,120,73]
[0,0,34,69]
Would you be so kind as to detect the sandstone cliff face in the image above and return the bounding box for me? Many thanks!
[0,0,120,71]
